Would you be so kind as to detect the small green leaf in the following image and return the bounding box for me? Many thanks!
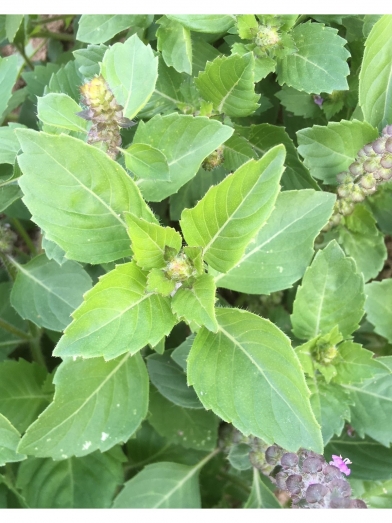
[45,61,84,102]
[365,280,392,343]
[244,468,281,508]
[180,147,285,274]
[54,262,176,360]
[100,34,158,120]
[77,15,149,44]
[0,413,26,466]
[188,308,323,452]
[167,15,235,33]
[196,53,259,117]
[18,353,148,459]
[37,94,88,133]
[16,449,124,508]
[276,21,350,94]
[0,124,26,164]
[171,334,195,371]
[338,205,387,282]
[157,17,192,75]
[134,113,233,202]
[275,85,322,119]
[10,254,92,332]
[148,387,218,452]
[231,42,276,83]
[122,143,170,181]
[0,55,19,123]
[171,274,218,332]
[191,36,220,76]
[0,183,22,213]
[146,268,176,297]
[22,63,60,101]
[367,183,392,235]
[213,190,335,294]
[297,119,378,184]
[16,129,156,264]
[146,350,202,409]
[41,235,67,266]
[228,444,252,471]
[0,282,28,355]
[5,15,23,43]
[73,44,107,78]
[359,15,392,130]
[333,341,386,385]
[124,213,182,270]
[291,240,365,340]
[223,133,258,171]
[0,359,52,433]
[236,15,258,40]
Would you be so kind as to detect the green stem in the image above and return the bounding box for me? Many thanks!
[33,30,74,42]
[14,43,34,70]
[31,15,74,26]
[10,218,37,255]
[0,317,31,341]
[28,322,46,369]
[1,471,29,508]
[0,252,18,281]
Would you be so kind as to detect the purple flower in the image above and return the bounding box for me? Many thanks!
[313,95,324,107]
[329,454,352,476]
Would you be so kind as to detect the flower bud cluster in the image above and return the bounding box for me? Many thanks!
[0,224,17,254]
[255,24,281,52]
[326,124,392,229]
[78,75,134,160]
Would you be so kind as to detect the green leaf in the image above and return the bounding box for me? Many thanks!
[133,113,233,202]
[359,15,392,130]
[343,368,392,446]
[195,53,260,117]
[0,282,28,355]
[167,15,235,33]
[0,183,22,213]
[291,240,365,340]
[5,15,23,43]
[191,36,220,76]
[146,269,176,297]
[122,143,170,181]
[275,85,322,119]
[41,235,67,266]
[333,341,386,385]
[73,44,107,78]
[0,359,52,433]
[16,129,156,264]
[244,468,281,508]
[297,119,379,184]
[0,413,26,466]
[100,34,158,120]
[227,444,252,471]
[10,254,92,332]
[365,279,392,343]
[22,63,60,101]
[148,387,218,452]
[180,147,285,274]
[77,15,146,44]
[157,17,192,75]
[325,433,392,481]
[237,123,320,191]
[169,166,227,221]
[124,213,181,270]
[16,449,124,508]
[146,350,202,409]
[231,43,276,83]
[367,182,392,235]
[188,308,323,452]
[171,275,218,332]
[18,352,148,459]
[0,55,19,123]
[53,262,176,360]
[276,21,350,94]
[236,15,258,40]
[45,61,84,102]
[223,133,258,171]
[0,124,26,165]
[37,94,88,134]
[213,190,335,294]
[171,334,195,371]
[338,205,387,282]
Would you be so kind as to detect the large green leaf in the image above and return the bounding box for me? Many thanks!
[359,15,392,130]
[167,15,235,33]
[157,16,192,75]
[10,254,92,332]
[133,113,233,201]
[0,413,26,466]
[16,129,156,264]
[0,360,51,433]
[148,387,218,451]
[188,308,323,452]
[100,34,158,120]
[276,21,350,94]
[275,85,323,119]
[291,241,365,340]
[180,147,285,274]
[213,190,335,294]
[0,124,25,164]
[0,55,19,123]
[53,262,176,360]
[195,53,259,117]
[77,15,151,44]
[113,459,207,508]
[297,120,378,184]
[16,449,124,508]
[365,280,392,343]
[37,93,88,134]
[122,143,170,181]
[338,205,387,282]
[41,235,67,266]
[223,133,258,171]
[244,468,281,508]
[18,353,148,459]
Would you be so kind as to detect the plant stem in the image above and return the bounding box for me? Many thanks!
[10,218,37,256]
[31,15,74,26]
[0,317,31,341]
[1,470,29,508]
[14,43,34,70]
[28,322,46,369]
[32,31,74,42]
[0,252,18,281]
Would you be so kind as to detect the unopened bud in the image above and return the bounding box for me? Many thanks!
[348,162,363,177]
[363,143,375,155]
[351,185,366,202]
[380,153,392,169]
[359,173,376,189]
[337,182,353,198]
[363,157,379,173]
[372,137,386,154]
[382,125,392,137]
[338,200,355,216]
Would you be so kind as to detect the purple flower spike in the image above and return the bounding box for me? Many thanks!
[313,95,324,106]
[329,454,352,476]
